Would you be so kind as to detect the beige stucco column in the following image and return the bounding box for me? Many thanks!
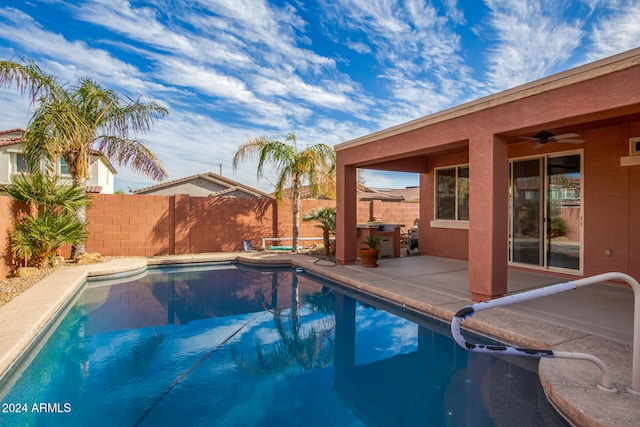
[336,163,357,265]
[468,134,509,301]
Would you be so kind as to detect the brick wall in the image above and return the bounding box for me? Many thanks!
[84,195,420,255]
[357,200,420,227]
[85,194,277,256]
[0,193,419,278]
[86,194,173,256]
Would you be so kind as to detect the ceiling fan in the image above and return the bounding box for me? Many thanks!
[523,130,585,144]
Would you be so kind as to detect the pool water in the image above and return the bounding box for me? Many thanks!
[0,264,567,426]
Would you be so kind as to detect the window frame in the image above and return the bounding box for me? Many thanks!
[59,157,71,176]
[431,164,470,230]
[10,151,29,175]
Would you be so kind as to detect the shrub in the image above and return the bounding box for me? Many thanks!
[550,217,568,238]
[5,173,90,268]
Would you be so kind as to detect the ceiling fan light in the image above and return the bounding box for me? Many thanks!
[533,130,555,141]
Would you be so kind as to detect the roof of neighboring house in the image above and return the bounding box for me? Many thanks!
[0,128,25,137]
[86,186,103,193]
[0,128,118,174]
[134,172,273,198]
[0,128,27,146]
[358,186,420,202]
[358,190,404,202]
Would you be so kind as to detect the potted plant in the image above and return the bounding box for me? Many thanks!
[360,235,381,267]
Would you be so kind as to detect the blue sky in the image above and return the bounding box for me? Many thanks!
[1,0,639,193]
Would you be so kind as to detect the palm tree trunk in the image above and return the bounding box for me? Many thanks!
[70,178,87,259]
[292,180,300,254]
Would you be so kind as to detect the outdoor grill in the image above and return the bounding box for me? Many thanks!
[407,225,419,254]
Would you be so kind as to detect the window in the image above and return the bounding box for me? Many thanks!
[60,158,70,175]
[15,154,27,173]
[435,165,469,221]
[9,151,29,174]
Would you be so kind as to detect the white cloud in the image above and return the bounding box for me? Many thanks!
[76,0,198,55]
[483,0,583,90]
[587,1,640,61]
[319,0,478,119]
[0,7,156,95]
[157,59,256,103]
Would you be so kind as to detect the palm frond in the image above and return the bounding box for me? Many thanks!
[95,135,167,181]
[0,59,55,105]
[5,172,91,214]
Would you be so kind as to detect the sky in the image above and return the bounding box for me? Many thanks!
[1,0,640,193]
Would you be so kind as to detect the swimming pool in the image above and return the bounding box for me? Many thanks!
[0,263,567,426]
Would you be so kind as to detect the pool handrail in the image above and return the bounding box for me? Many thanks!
[451,272,640,396]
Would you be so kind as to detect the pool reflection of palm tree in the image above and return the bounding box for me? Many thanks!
[234,273,336,376]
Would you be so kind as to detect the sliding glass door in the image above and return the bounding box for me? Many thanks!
[509,153,582,272]
[547,154,581,270]
[510,159,543,266]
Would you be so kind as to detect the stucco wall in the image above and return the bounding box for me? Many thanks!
[0,142,114,193]
[0,146,16,183]
[420,152,470,260]
[138,179,230,197]
[417,122,640,277]
[630,165,640,280]
[582,124,639,277]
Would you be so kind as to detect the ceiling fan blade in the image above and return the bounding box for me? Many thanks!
[555,138,585,143]
[551,133,579,140]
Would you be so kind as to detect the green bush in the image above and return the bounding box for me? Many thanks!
[6,173,90,268]
[550,217,568,238]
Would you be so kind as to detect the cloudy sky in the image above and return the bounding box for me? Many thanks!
[1,0,639,193]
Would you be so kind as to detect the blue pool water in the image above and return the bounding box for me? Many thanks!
[0,264,567,426]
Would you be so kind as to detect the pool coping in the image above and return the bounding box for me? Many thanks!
[0,253,637,426]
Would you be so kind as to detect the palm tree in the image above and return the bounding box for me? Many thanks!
[303,207,336,257]
[6,172,90,268]
[233,132,335,253]
[0,58,168,258]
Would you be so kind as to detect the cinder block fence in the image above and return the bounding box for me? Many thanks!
[0,194,419,279]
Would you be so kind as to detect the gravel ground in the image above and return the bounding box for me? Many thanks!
[0,256,123,309]
[0,268,50,308]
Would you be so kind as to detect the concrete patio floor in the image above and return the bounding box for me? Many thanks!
[0,252,637,426]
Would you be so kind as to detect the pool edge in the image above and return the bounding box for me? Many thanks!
[0,258,148,383]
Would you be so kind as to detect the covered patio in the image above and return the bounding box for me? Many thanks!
[335,48,640,302]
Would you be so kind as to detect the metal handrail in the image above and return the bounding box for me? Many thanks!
[451,272,640,395]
